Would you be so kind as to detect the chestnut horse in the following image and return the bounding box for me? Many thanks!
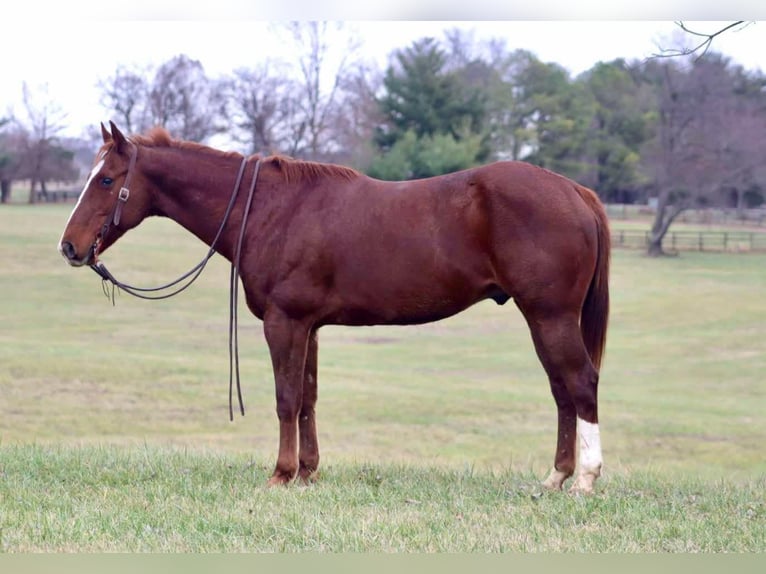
[58,122,610,493]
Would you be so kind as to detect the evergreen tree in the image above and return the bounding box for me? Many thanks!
[371,38,488,179]
[512,57,592,180]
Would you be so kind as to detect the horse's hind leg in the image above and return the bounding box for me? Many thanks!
[524,309,602,494]
[298,329,320,482]
[542,373,578,490]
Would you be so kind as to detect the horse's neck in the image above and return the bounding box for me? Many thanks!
[149,148,245,262]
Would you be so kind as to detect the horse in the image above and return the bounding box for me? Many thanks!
[58,122,610,494]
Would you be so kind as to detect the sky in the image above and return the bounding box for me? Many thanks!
[2,2,765,140]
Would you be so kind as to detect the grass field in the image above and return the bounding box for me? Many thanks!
[1,445,763,552]
[1,204,765,551]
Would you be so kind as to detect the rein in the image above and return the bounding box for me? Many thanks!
[90,143,262,421]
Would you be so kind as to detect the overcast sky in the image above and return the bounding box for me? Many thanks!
[2,4,765,140]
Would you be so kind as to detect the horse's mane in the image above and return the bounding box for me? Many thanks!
[131,126,174,148]
[131,127,361,183]
[130,127,242,160]
[266,155,361,184]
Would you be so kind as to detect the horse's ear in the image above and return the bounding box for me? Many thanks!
[101,123,112,143]
[109,121,129,154]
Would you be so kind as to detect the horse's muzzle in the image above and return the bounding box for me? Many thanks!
[59,240,95,267]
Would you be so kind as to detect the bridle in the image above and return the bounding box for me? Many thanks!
[94,144,137,253]
[90,140,262,421]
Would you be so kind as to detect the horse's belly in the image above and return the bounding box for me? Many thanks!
[325,267,500,327]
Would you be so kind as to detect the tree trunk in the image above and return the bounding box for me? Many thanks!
[0,179,10,203]
[647,236,666,257]
[736,188,746,220]
[648,197,686,257]
[28,179,37,204]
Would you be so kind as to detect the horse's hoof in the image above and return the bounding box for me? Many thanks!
[542,468,571,491]
[568,472,598,495]
[298,469,319,484]
[266,471,294,487]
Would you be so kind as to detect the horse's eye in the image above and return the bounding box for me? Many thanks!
[100,177,113,187]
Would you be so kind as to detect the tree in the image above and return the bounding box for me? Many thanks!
[471,46,594,183]
[724,68,766,214]
[221,64,293,155]
[18,82,76,203]
[98,64,151,134]
[512,57,592,181]
[440,30,536,165]
[372,37,488,178]
[0,118,21,203]
[641,55,766,255]
[653,21,751,60]
[148,55,224,142]
[367,129,484,180]
[331,63,384,169]
[577,60,654,203]
[276,22,361,160]
[376,38,485,147]
[695,62,766,216]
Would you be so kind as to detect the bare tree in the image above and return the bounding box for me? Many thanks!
[443,27,481,70]
[148,55,224,142]
[643,61,709,255]
[331,63,384,168]
[221,64,295,155]
[703,68,766,217]
[19,82,73,203]
[642,56,766,255]
[276,22,362,160]
[98,64,151,134]
[652,21,752,61]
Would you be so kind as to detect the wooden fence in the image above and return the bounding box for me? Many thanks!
[606,204,766,227]
[612,229,766,253]
[36,189,80,202]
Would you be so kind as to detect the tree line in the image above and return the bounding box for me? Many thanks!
[2,23,765,254]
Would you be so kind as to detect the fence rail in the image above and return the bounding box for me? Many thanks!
[606,204,766,227]
[35,189,80,203]
[611,229,766,252]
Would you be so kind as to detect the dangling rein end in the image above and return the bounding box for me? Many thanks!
[91,261,119,306]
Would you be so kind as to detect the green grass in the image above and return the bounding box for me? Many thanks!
[1,445,764,552]
[1,204,765,551]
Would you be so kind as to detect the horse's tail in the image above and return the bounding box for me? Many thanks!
[575,184,611,371]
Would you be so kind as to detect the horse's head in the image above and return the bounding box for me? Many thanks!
[58,121,154,267]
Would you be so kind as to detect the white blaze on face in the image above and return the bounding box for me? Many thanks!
[87,157,106,184]
[57,155,107,255]
[577,417,602,476]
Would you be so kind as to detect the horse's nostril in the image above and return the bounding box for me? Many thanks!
[61,241,77,260]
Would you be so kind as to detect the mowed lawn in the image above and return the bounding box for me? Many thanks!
[0,204,765,551]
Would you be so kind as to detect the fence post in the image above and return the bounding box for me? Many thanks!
[699,233,703,251]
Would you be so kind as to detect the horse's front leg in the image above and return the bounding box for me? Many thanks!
[263,307,312,486]
[298,329,320,483]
